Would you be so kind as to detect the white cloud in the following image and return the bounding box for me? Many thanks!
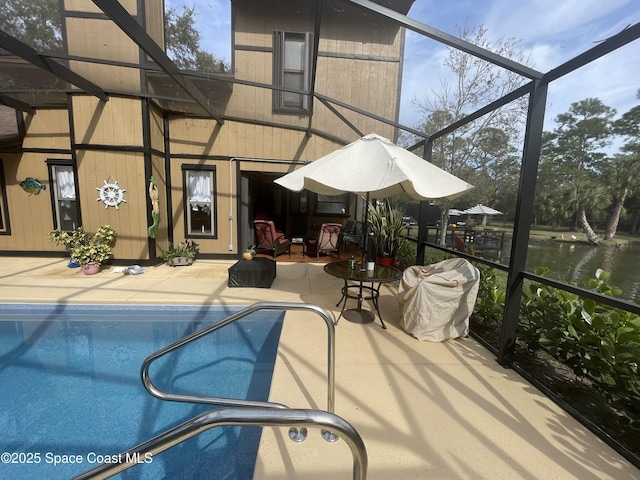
[544,42,640,126]
[401,0,639,130]
[483,0,636,44]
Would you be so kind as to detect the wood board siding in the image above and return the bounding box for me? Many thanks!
[0,107,72,252]
[168,118,342,161]
[21,109,71,151]
[65,0,142,92]
[75,150,148,260]
[72,96,144,147]
[0,152,60,251]
[149,106,165,153]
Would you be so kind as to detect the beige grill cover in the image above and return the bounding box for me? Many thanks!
[398,258,480,342]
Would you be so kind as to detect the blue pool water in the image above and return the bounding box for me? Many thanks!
[0,304,284,480]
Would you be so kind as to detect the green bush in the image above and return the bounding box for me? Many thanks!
[520,268,640,425]
[48,225,116,265]
[473,263,506,324]
[395,240,416,270]
[466,263,640,425]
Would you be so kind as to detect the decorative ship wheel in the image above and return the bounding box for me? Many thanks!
[97,177,126,209]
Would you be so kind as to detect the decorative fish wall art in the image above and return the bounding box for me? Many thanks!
[20,177,47,195]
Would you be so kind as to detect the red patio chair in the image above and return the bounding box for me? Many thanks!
[454,235,483,256]
[306,223,342,261]
[254,220,291,259]
[453,235,468,253]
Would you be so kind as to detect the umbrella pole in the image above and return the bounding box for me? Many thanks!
[361,193,370,268]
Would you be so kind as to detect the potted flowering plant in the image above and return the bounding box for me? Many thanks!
[48,225,117,274]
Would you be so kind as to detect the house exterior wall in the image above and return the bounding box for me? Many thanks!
[0,109,71,252]
[231,0,404,140]
[65,0,161,91]
[72,96,144,147]
[0,0,410,262]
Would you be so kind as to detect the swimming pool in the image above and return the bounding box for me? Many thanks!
[0,304,284,479]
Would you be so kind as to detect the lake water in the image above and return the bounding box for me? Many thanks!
[411,226,640,302]
[499,238,640,303]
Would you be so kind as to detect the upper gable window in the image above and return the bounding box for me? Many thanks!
[273,31,313,113]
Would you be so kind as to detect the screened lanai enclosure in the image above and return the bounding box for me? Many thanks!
[1,0,640,468]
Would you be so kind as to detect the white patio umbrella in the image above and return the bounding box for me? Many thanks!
[274,133,474,255]
[463,204,502,226]
[275,133,474,201]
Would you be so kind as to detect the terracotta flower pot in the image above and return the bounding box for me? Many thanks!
[81,262,101,275]
[376,256,396,267]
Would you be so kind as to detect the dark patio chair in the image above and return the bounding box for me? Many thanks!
[254,220,291,259]
[341,220,363,252]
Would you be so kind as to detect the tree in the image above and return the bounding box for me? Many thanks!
[0,1,227,72]
[165,6,227,72]
[604,91,640,239]
[411,25,530,241]
[553,98,616,174]
[543,98,617,243]
[569,175,607,244]
[0,0,62,53]
[535,131,567,228]
[412,24,530,178]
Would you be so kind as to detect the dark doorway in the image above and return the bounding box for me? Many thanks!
[240,172,309,250]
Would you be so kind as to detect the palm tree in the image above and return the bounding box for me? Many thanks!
[605,95,640,239]
[570,176,607,244]
[602,154,640,239]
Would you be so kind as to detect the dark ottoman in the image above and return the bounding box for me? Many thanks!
[228,257,276,288]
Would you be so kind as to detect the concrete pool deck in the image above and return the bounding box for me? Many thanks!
[1,256,638,479]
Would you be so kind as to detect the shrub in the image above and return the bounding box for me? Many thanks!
[520,268,640,425]
[395,240,416,270]
[49,225,116,265]
[473,263,506,324]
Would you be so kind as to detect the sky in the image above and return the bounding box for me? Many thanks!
[166,0,640,133]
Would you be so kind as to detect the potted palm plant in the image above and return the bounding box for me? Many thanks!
[367,200,407,266]
[48,225,117,275]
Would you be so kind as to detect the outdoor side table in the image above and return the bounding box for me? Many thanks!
[228,257,276,288]
[291,236,306,256]
[323,260,402,329]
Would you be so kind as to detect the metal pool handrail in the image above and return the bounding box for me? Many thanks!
[141,301,336,413]
[71,407,368,480]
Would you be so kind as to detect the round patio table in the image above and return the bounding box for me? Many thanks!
[323,260,402,329]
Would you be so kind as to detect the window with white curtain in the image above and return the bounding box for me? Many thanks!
[48,162,79,231]
[273,31,313,112]
[184,167,216,237]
